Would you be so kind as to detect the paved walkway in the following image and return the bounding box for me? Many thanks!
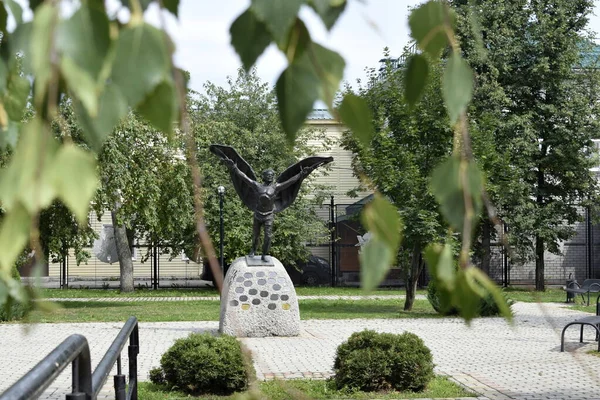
[1,302,599,399]
[45,294,421,302]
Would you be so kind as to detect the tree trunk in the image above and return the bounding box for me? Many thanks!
[111,210,134,292]
[535,235,545,291]
[481,220,491,276]
[404,243,422,311]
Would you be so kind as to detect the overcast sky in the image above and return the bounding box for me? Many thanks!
[11,1,600,94]
[155,0,426,93]
[147,0,600,94]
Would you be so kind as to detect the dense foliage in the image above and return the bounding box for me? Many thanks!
[151,333,252,395]
[426,279,459,316]
[0,263,28,321]
[452,0,600,290]
[333,329,434,392]
[0,0,523,322]
[342,57,453,310]
[56,103,197,291]
[427,279,512,317]
[39,201,96,268]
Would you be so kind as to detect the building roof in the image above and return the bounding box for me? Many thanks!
[308,109,334,120]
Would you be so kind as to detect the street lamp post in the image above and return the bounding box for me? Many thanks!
[217,186,225,276]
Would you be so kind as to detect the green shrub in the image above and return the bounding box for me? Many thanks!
[426,279,459,316]
[152,333,251,395]
[148,367,165,385]
[11,263,20,280]
[333,330,434,392]
[427,279,512,317]
[0,264,27,322]
[0,300,28,322]
[479,292,514,317]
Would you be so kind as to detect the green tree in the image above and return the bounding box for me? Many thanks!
[1,114,96,278]
[39,201,96,273]
[60,101,195,292]
[450,0,530,274]
[94,114,195,292]
[452,0,600,290]
[342,58,454,310]
[192,69,331,267]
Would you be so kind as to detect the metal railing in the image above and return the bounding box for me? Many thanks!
[0,316,139,400]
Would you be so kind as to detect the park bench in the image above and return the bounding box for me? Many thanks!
[565,279,600,306]
[561,293,600,352]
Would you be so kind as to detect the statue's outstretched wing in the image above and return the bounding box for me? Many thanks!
[274,156,333,212]
[209,144,259,211]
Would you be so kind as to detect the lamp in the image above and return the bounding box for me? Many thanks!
[217,186,225,275]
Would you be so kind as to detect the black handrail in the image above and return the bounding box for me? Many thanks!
[92,316,139,400]
[0,316,139,400]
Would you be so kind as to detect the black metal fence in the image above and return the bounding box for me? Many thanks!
[319,201,600,288]
[485,207,600,286]
[56,243,203,290]
[50,198,600,289]
[305,196,404,287]
[0,316,139,400]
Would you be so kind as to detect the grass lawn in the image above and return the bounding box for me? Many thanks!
[586,350,600,358]
[21,299,436,323]
[39,288,220,298]
[503,288,571,303]
[138,376,474,399]
[570,303,598,313]
[39,287,418,299]
[39,285,575,304]
[300,299,438,319]
[298,287,418,296]
[23,286,587,324]
[25,300,221,323]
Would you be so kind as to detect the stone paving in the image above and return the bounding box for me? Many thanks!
[0,302,599,399]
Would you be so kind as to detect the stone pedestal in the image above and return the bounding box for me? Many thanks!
[219,255,300,337]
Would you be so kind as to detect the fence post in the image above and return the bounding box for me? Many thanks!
[128,323,140,400]
[114,375,126,400]
[330,196,336,287]
[113,355,126,400]
[61,246,68,289]
[503,223,509,287]
[587,207,592,279]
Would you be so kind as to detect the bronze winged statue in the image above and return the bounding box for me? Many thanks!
[210,144,333,262]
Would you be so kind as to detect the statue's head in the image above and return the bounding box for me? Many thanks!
[262,169,275,184]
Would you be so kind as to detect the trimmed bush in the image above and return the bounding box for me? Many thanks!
[0,300,28,322]
[11,264,20,280]
[427,279,512,317]
[148,367,165,385]
[479,292,513,317]
[333,330,434,392]
[0,264,27,322]
[151,333,251,395]
[426,279,459,316]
